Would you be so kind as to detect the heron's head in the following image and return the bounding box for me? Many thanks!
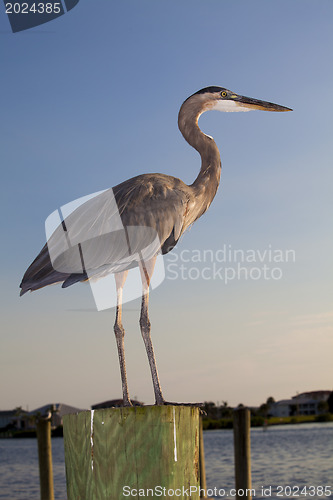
[188,86,292,113]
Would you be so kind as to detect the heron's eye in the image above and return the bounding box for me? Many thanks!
[221,91,227,98]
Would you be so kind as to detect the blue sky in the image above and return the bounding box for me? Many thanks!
[1,0,332,410]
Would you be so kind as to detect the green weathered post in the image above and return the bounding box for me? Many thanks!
[233,407,252,500]
[63,405,200,499]
[199,416,207,499]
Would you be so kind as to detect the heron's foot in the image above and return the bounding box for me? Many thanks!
[155,400,204,407]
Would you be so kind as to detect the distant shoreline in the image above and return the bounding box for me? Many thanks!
[203,413,333,430]
[1,413,332,438]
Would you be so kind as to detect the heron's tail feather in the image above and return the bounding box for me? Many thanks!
[19,244,76,296]
[62,272,88,288]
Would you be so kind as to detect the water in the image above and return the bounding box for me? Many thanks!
[204,422,333,499]
[0,423,332,499]
[0,437,66,499]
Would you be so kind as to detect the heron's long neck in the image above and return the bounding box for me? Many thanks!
[178,100,221,216]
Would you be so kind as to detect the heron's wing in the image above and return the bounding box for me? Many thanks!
[20,189,119,294]
[20,174,190,294]
[50,176,189,274]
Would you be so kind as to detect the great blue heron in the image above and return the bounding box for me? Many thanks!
[20,86,291,406]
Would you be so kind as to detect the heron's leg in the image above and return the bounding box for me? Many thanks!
[114,270,132,407]
[139,257,165,405]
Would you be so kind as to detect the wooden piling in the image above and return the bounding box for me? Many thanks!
[36,418,55,500]
[199,416,207,498]
[63,405,200,499]
[233,407,252,500]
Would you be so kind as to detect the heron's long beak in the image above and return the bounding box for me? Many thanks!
[234,94,292,112]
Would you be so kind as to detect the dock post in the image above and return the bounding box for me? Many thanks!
[36,417,55,500]
[233,407,252,500]
[199,416,207,499]
[63,405,200,499]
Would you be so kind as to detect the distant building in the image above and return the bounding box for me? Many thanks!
[0,404,84,433]
[270,390,331,418]
[28,403,84,428]
[0,410,17,430]
[292,391,331,402]
[269,400,294,418]
[0,409,29,431]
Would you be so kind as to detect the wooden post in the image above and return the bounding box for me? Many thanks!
[63,405,200,499]
[199,416,207,499]
[233,407,252,500]
[36,418,55,500]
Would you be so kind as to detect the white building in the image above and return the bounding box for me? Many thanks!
[270,390,331,418]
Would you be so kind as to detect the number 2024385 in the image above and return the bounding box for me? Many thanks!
[5,3,62,14]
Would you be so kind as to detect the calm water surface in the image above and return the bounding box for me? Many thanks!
[0,422,332,499]
[205,422,333,499]
[0,437,66,499]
